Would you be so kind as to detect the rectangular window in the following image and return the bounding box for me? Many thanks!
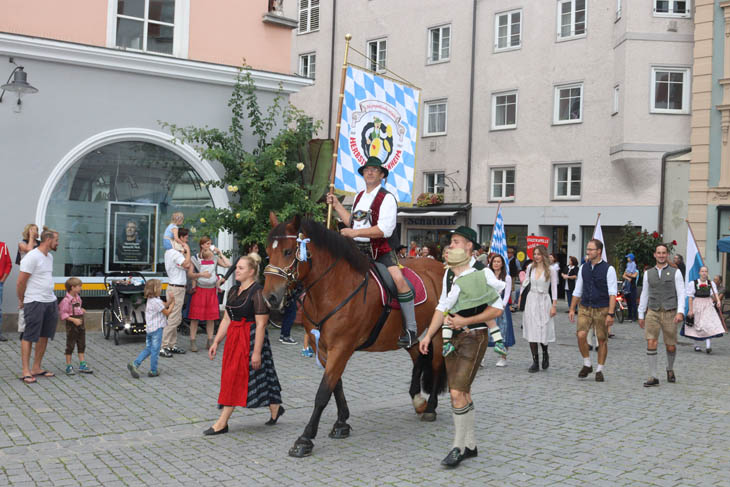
[492,91,518,130]
[428,25,451,63]
[298,0,320,34]
[495,9,522,51]
[554,83,583,124]
[651,67,690,114]
[490,168,516,201]
[368,39,387,72]
[115,0,177,55]
[654,0,690,17]
[299,53,316,79]
[424,172,446,194]
[557,0,586,40]
[554,164,581,199]
[613,84,620,115]
[424,100,447,136]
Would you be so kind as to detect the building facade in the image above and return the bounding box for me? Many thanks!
[0,0,310,325]
[289,0,693,267]
[688,0,730,281]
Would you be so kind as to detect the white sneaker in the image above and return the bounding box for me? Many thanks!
[495,358,507,367]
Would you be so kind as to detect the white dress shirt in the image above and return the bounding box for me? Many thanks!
[638,264,686,319]
[572,261,618,298]
[352,186,397,242]
[436,257,505,312]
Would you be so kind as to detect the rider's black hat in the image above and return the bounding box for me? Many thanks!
[358,156,389,178]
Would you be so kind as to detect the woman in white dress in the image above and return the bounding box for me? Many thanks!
[519,245,558,373]
[683,266,725,353]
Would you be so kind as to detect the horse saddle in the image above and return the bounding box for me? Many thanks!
[369,262,428,309]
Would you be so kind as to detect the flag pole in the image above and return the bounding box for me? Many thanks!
[326,34,352,230]
[591,212,601,238]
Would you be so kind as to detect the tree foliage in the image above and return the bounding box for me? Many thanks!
[614,222,676,274]
[161,68,329,252]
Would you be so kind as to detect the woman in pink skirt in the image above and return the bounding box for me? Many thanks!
[189,236,230,351]
[683,266,726,353]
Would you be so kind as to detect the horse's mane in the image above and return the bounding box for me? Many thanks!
[268,219,370,274]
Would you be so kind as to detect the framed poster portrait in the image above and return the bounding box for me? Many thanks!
[106,202,158,273]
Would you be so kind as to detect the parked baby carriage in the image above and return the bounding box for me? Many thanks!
[102,272,147,345]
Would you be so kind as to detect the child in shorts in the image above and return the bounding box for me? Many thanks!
[163,212,184,251]
[59,278,92,375]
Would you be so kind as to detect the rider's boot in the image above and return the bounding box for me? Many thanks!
[397,290,418,348]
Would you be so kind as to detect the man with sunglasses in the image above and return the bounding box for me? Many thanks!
[569,239,617,382]
[326,156,418,348]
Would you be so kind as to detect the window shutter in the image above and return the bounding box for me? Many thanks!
[299,0,310,33]
[311,0,320,31]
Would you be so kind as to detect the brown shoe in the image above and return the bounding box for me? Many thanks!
[578,365,593,378]
[190,340,198,353]
[595,371,604,382]
[643,377,659,387]
[667,370,676,383]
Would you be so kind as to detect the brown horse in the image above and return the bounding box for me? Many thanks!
[264,214,447,457]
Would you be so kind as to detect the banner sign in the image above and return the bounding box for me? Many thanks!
[526,236,550,259]
[106,202,158,273]
[336,65,420,203]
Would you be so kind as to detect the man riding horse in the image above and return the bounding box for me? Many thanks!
[326,157,418,348]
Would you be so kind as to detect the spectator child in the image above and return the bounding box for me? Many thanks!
[127,279,174,378]
[59,278,92,374]
[163,212,184,251]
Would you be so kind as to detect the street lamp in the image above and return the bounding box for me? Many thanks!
[0,57,39,111]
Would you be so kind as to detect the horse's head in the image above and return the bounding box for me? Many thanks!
[263,212,312,311]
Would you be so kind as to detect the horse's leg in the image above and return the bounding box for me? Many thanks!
[422,344,446,422]
[289,374,333,457]
[329,378,352,438]
[409,348,427,414]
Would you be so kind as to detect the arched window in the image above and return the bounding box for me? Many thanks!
[45,140,216,277]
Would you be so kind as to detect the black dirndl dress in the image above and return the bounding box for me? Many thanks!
[218,282,282,408]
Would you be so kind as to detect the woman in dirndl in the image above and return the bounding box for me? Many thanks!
[205,255,283,435]
[683,266,726,354]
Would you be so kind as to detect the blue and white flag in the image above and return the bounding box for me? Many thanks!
[685,225,703,288]
[489,207,508,263]
[335,66,420,203]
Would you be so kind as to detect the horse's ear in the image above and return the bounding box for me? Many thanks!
[269,211,279,228]
[291,214,301,231]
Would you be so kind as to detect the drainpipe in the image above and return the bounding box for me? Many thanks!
[658,146,691,235]
[327,0,337,138]
[465,0,477,227]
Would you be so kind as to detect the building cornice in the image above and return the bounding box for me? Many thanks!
[0,32,313,94]
[609,142,691,155]
[614,31,694,49]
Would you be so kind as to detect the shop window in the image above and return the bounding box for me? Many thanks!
[45,141,215,277]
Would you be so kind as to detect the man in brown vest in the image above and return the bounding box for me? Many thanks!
[637,243,685,387]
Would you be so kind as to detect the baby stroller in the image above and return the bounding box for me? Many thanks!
[102,272,147,345]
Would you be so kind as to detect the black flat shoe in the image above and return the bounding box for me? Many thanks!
[441,447,464,467]
[463,446,478,459]
[203,424,228,436]
[265,405,285,425]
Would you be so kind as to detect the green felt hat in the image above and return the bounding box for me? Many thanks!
[358,156,388,178]
[451,226,479,248]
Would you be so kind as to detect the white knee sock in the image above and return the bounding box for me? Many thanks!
[463,403,476,450]
[452,403,472,450]
[706,338,712,349]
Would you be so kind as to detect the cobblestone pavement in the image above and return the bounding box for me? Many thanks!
[1,302,730,486]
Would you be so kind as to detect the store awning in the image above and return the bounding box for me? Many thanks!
[398,210,458,217]
[718,236,730,253]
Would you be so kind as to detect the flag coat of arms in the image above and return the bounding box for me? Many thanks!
[336,66,420,203]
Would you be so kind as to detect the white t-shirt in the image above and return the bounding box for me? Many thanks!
[352,187,397,242]
[164,249,187,285]
[19,248,56,303]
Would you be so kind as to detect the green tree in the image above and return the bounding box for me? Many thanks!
[614,222,676,274]
[161,68,331,253]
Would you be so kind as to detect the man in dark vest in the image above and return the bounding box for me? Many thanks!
[569,239,617,382]
[326,157,417,348]
[637,243,685,387]
[419,226,505,468]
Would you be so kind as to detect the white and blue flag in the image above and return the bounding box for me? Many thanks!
[489,207,508,263]
[685,225,703,288]
[335,66,420,203]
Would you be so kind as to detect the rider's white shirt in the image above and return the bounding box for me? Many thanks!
[352,186,397,242]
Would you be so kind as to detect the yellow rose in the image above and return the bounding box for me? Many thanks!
[190,226,197,234]
[296,162,305,171]
[199,217,206,223]
[227,185,234,192]
[235,213,241,219]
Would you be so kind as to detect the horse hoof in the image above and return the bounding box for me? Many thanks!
[329,422,351,439]
[288,437,314,457]
[421,412,437,422]
[412,395,427,415]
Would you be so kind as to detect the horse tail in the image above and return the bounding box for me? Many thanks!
[418,345,447,395]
